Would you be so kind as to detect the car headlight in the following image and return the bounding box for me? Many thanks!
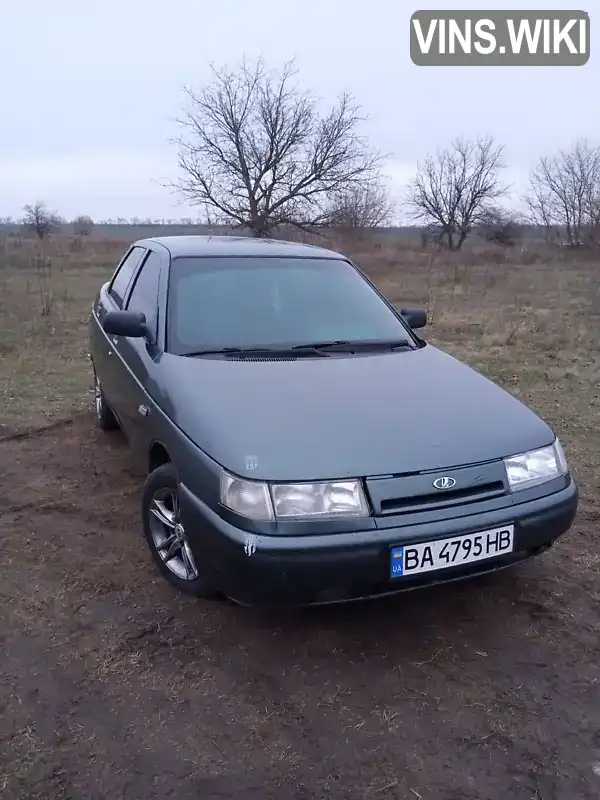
[270,480,369,519]
[220,472,369,521]
[504,439,569,492]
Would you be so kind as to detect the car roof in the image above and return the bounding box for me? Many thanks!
[134,235,346,260]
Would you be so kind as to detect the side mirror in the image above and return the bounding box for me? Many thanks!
[400,307,427,330]
[102,309,150,339]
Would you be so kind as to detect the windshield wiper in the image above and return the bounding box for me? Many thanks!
[181,346,328,358]
[181,346,276,357]
[291,338,410,353]
[181,339,410,358]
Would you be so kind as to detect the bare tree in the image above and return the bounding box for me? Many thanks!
[406,136,509,251]
[479,205,523,247]
[22,201,62,239]
[419,224,445,249]
[171,58,385,238]
[324,177,395,231]
[587,195,600,246]
[524,186,556,244]
[72,214,94,236]
[525,139,600,246]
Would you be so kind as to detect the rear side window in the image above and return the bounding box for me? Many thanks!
[109,246,146,307]
[126,251,162,337]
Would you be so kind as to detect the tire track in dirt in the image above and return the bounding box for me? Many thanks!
[0,414,79,444]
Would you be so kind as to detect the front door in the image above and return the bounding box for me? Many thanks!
[109,248,165,460]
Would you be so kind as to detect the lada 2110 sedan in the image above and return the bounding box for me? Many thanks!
[88,235,578,607]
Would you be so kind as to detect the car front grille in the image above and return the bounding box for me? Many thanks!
[365,461,509,517]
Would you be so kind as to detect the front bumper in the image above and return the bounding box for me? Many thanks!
[179,478,578,607]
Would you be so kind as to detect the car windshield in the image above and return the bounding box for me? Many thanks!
[166,256,413,354]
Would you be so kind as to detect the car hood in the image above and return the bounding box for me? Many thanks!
[156,346,554,481]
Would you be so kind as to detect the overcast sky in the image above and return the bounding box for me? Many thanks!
[1,0,596,222]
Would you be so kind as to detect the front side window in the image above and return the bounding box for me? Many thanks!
[166,256,412,354]
[109,246,146,307]
[126,251,162,337]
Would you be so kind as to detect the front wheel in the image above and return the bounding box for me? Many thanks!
[142,463,219,598]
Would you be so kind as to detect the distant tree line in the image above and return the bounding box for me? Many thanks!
[7,57,600,251]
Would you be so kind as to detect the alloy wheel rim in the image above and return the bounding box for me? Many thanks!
[149,487,199,581]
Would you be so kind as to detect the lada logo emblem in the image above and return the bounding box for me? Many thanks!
[433,476,456,490]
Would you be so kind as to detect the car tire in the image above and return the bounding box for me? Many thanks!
[142,462,220,599]
[93,367,119,431]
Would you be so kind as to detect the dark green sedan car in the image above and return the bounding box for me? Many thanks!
[88,235,578,606]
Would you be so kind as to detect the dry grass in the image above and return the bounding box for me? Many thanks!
[0,235,127,432]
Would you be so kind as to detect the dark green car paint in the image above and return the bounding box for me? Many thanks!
[89,235,578,607]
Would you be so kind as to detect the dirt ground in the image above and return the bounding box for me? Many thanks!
[1,234,600,799]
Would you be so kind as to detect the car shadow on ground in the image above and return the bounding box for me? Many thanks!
[172,561,551,669]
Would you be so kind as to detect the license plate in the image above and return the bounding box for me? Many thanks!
[390,525,514,579]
